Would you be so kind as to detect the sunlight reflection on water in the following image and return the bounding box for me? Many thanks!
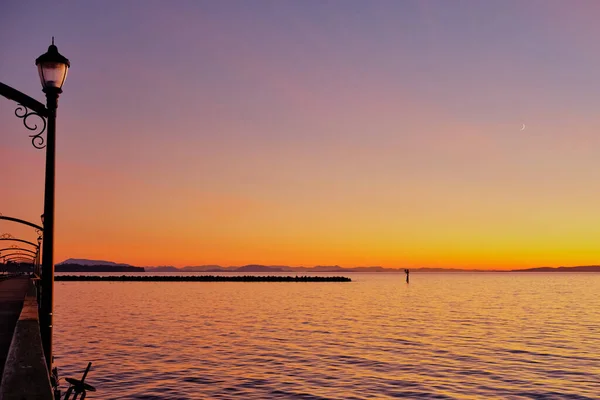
[54,273,600,399]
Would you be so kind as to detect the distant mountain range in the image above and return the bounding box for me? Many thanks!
[56,259,144,272]
[58,258,133,267]
[55,259,600,273]
[513,266,600,272]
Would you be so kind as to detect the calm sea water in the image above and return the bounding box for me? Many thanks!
[53,273,600,399]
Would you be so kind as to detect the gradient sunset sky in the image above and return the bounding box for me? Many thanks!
[2,1,600,269]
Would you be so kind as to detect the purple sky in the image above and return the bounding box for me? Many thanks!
[2,1,600,268]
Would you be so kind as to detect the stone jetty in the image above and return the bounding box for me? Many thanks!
[55,275,351,282]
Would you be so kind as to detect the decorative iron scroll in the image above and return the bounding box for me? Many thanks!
[14,104,47,149]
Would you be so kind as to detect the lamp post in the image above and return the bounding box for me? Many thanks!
[36,38,70,371]
[0,38,69,372]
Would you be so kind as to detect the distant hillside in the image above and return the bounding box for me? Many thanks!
[144,266,179,272]
[181,265,229,272]
[56,263,145,272]
[414,267,500,272]
[310,265,344,272]
[512,266,600,272]
[234,265,285,272]
[58,258,133,267]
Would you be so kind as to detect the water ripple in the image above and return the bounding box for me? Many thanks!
[54,273,600,399]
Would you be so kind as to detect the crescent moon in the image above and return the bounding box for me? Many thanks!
[520,124,526,131]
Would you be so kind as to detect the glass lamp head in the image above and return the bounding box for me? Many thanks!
[35,38,70,91]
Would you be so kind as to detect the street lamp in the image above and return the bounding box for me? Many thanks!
[36,37,69,371]
[36,38,69,108]
[0,38,70,373]
[36,39,69,91]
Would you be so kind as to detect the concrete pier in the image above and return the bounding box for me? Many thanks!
[0,276,53,399]
[0,276,29,382]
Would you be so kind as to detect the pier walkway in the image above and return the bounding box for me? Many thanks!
[0,276,30,384]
